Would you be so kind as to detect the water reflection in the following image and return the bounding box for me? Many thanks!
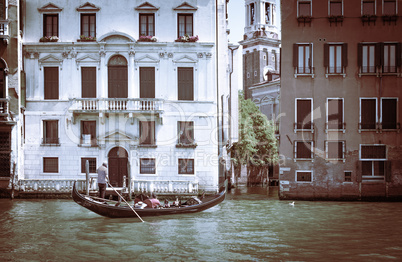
[1,187,402,261]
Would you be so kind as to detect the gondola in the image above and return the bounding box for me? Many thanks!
[72,181,226,218]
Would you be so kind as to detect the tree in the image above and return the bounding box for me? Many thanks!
[230,91,278,186]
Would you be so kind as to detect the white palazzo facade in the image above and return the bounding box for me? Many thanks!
[20,0,232,195]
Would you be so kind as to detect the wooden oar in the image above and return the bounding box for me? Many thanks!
[106,180,144,223]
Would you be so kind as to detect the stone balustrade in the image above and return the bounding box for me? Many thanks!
[133,180,199,195]
[70,98,164,113]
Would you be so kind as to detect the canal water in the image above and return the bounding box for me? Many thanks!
[1,187,402,261]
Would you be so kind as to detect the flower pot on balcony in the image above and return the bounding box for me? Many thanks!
[382,15,398,25]
[297,16,312,26]
[361,15,377,25]
[78,35,96,42]
[175,34,199,42]
[40,36,59,42]
[137,36,157,42]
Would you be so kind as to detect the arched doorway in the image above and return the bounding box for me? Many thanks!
[108,147,128,187]
[108,55,128,98]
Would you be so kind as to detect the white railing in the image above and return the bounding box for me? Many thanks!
[70,98,164,113]
[17,179,198,195]
[0,20,9,37]
[133,180,199,194]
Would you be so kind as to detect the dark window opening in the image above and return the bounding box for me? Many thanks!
[81,158,97,173]
[178,14,193,37]
[140,158,155,174]
[139,121,155,145]
[81,13,96,38]
[296,99,312,129]
[178,159,194,174]
[140,14,155,36]
[44,67,59,100]
[327,99,343,129]
[361,99,376,129]
[81,67,96,98]
[43,14,58,37]
[297,171,312,182]
[44,157,58,173]
[43,120,58,144]
[178,67,194,101]
[382,98,397,129]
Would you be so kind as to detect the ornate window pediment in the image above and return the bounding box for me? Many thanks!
[38,2,63,12]
[135,55,160,64]
[100,131,135,142]
[76,2,100,12]
[76,55,100,69]
[173,55,197,64]
[173,2,197,11]
[38,54,63,69]
[135,2,159,11]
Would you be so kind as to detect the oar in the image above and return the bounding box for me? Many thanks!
[106,180,144,223]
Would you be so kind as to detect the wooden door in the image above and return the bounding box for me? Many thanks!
[108,55,128,98]
[108,147,128,187]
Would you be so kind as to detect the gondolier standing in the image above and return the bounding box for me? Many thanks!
[97,161,108,199]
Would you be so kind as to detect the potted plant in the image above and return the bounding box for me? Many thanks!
[79,35,96,42]
[175,34,199,42]
[137,35,157,42]
[40,36,59,42]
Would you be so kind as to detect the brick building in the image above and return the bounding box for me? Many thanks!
[279,0,402,200]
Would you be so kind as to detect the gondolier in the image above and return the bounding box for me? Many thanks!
[97,161,108,199]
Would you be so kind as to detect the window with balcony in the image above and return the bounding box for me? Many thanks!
[177,121,195,147]
[81,13,96,38]
[360,145,387,180]
[362,0,376,16]
[327,98,344,131]
[139,121,155,146]
[81,121,96,146]
[293,44,313,75]
[298,0,311,17]
[381,98,398,130]
[81,158,97,173]
[140,158,156,174]
[324,44,347,75]
[178,67,194,101]
[140,14,155,36]
[358,43,377,74]
[296,170,312,182]
[178,159,194,174]
[383,43,399,73]
[360,98,377,130]
[43,14,58,37]
[329,0,343,16]
[140,67,155,98]
[44,157,58,173]
[295,98,313,131]
[43,120,59,145]
[294,141,314,160]
[81,67,96,98]
[383,0,397,15]
[325,141,345,161]
[178,14,193,37]
[44,67,59,100]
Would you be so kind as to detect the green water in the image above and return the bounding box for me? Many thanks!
[1,187,402,261]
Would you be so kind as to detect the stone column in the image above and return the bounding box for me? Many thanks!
[128,44,136,98]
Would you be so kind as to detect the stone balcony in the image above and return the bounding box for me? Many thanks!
[0,20,9,44]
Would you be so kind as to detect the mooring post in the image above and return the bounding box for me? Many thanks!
[127,161,132,201]
[85,160,90,195]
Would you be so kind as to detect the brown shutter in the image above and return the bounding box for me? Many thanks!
[396,43,401,67]
[140,67,155,98]
[357,43,362,67]
[323,44,329,68]
[342,43,348,67]
[356,161,362,182]
[293,44,298,68]
[385,161,392,182]
[375,42,383,67]
[81,67,96,98]
[44,67,59,100]
[178,67,194,101]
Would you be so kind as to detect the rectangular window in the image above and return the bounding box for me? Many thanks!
[178,67,194,101]
[330,0,343,16]
[383,0,396,15]
[250,3,255,24]
[43,14,58,37]
[81,67,96,98]
[178,14,193,37]
[140,14,155,36]
[325,44,346,74]
[140,67,155,98]
[383,43,397,73]
[81,158,97,173]
[44,67,59,100]
[0,0,6,20]
[139,121,155,145]
[178,159,194,174]
[326,141,345,160]
[43,120,58,144]
[362,0,376,16]
[360,145,387,160]
[140,158,155,174]
[294,44,312,74]
[298,1,311,17]
[344,171,352,182]
[296,171,312,182]
[81,121,96,145]
[44,157,58,173]
[296,98,313,130]
[381,98,397,129]
[360,44,376,73]
[295,141,313,160]
[362,161,385,177]
[178,121,194,144]
[360,98,377,130]
[327,98,343,130]
[81,13,96,38]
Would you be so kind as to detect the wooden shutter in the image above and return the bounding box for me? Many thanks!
[342,43,348,67]
[356,161,362,182]
[361,99,376,129]
[297,99,311,129]
[140,67,155,98]
[375,42,384,67]
[396,43,402,68]
[178,67,194,101]
[357,43,362,67]
[44,67,59,100]
[323,44,329,68]
[81,67,96,98]
[382,98,397,129]
[385,161,392,182]
[293,44,298,68]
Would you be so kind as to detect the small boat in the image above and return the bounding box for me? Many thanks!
[72,181,226,218]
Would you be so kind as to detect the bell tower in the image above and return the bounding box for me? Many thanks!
[240,0,281,99]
